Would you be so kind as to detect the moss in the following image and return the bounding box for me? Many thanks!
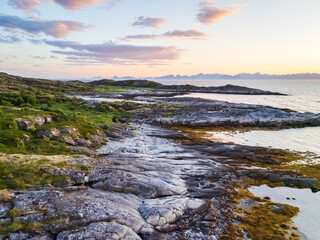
[161,112,173,118]
[239,202,299,240]
[231,185,300,240]
[7,207,23,218]
[0,220,42,235]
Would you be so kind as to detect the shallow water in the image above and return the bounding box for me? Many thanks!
[249,185,320,240]
[206,127,320,155]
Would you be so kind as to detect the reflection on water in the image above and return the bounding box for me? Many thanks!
[176,92,320,113]
[249,185,320,240]
[160,79,320,113]
[206,127,320,155]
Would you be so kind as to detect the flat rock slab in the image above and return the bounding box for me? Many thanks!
[56,222,142,240]
[139,196,209,232]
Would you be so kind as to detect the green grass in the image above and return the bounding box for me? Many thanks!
[0,159,70,190]
[94,85,128,93]
[0,157,91,190]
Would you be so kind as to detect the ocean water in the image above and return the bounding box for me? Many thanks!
[158,79,320,113]
[249,185,320,240]
[157,79,320,156]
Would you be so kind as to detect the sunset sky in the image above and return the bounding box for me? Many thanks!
[0,0,320,79]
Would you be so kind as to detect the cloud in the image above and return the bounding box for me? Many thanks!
[30,55,46,59]
[7,0,117,12]
[132,16,166,28]
[53,0,102,10]
[125,29,208,40]
[34,40,182,65]
[0,15,92,38]
[100,0,120,9]
[0,35,22,43]
[197,1,238,25]
[7,0,40,14]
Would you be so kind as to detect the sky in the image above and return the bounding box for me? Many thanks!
[0,0,320,79]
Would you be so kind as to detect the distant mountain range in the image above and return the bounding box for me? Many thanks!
[136,73,320,80]
[63,72,320,82]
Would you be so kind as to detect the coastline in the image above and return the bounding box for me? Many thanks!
[0,75,319,239]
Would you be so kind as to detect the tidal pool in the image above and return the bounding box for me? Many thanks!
[249,185,320,240]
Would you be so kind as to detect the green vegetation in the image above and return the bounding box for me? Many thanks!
[0,73,152,191]
[0,73,154,155]
[94,85,128,93]
[230,187,300,240]
[0,158,74,190]
[0,220,41,235]
[0,72,93,95]
[90,79,161,88]
[239,202,299,240]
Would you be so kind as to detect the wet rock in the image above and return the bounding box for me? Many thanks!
[56,222,142,240]
[282,177,316,187]
[311,186,319,193]
[269,204,285,212]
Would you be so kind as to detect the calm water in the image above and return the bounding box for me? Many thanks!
[158,79,320,156]
[249,185,320,240]
[206,128,320,155]
[158,79,320,113]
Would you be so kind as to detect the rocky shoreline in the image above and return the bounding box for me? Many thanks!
[1,88,319,239]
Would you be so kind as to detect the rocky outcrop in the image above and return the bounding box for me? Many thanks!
[36,129,60,139]
[0,124,316,239]
[35,127,106,148]
[15,119,34,131]
[133,97,320,128]
[56,222,142,240]
[16,116,51,131]
[139,196,209,232]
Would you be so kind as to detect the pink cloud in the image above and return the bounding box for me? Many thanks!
[125,29,208,40]
[38,40,182,65]
[7,0,40,14]
[53,0,102,10]
[0,15,92,38]
[132,16,166,28]
[197,1,238,25]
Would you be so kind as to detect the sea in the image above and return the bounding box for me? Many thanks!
[157,79,320,156]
